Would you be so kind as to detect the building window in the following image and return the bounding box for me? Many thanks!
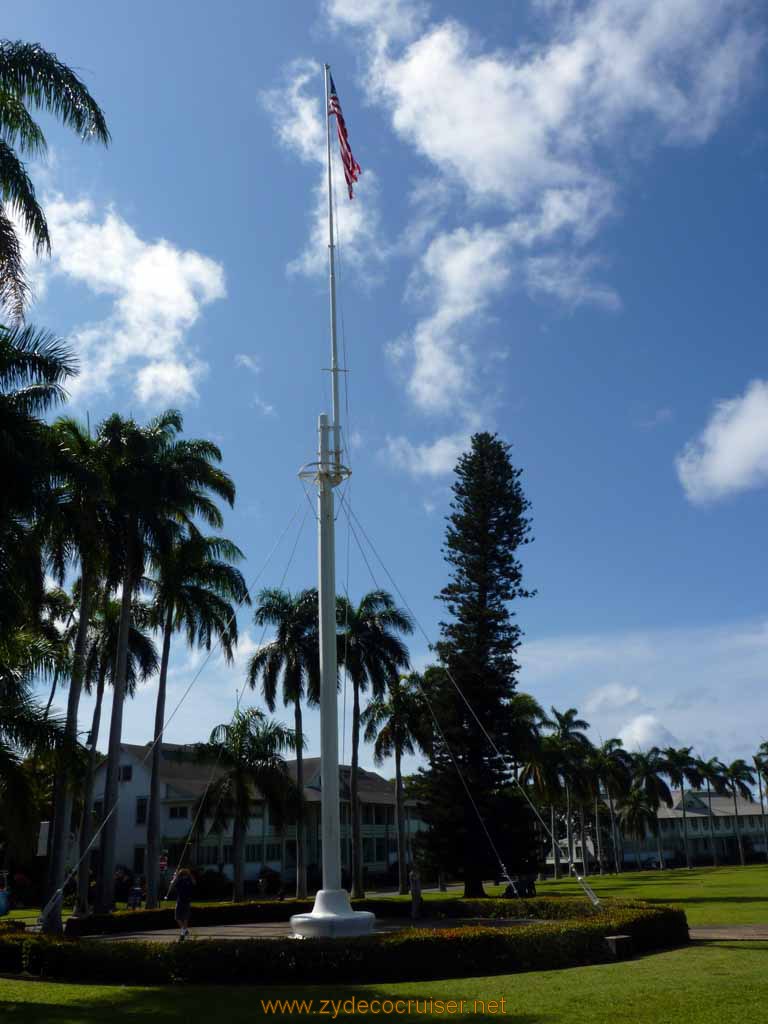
[374,805,387,826]
[118,765,133,782]
[714,819,721,830]
[223,845,233,864]
[362,837,375,863]
[723,817,731,827]
[362,804,374,826]
[340,803,350,825]
[375,837,386,862]
[690,819,699,831]
[133,846,145,874]
[169,806,189,820]
[93,800,103,823]
[197,846,219,866]
[245,843,263,863]
[265,843,281,862]
[136,797,148,825]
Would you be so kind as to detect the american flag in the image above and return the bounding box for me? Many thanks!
[328,73,361,199]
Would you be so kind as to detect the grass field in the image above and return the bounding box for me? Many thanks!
[0,941,766,1023]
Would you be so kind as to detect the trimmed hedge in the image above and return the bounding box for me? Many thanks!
[64,895,604,937]
[8,904,687,985]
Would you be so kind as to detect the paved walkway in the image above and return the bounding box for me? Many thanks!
[97,917,530,943]
[689,925,768,941]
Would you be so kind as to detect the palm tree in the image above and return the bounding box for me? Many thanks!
[660,746,702,869]
[695,756,728,867]
[632,748,673,870]
[143,530,248,907]
[546,707,591,871]
[182,709,297,902]
[754,747,768,864]
[0,629,68,858]
[587,739,632,874]
[721,759,756,866]
[0,324,76,633]
[361,672,430,894]
[0,40,109,317]
[75,593,159,913]
[521,734,565,879]
[618,787,658,870]
[247,588,319,899]
[96,411,236,911]
[337,590,412,898]
[45,417,111,905]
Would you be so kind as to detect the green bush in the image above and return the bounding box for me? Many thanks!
[20,903,687,985]
[0,933,27,973]
[0,919,26,933]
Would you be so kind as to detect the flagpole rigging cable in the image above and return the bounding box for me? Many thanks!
[337,492,601,907]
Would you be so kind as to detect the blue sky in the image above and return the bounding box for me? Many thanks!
[10,0,768,773]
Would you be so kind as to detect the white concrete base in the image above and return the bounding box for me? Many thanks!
[290,889,375,939]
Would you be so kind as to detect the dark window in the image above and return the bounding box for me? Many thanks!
[136,797,147,825]
[118,765,133,782]
[133,846,145,874]
[197,846,219,866]
[265,843,281,861]
[362,837,375,863]
[285,840,297,867]
[375,837,386,862]
[362,804,374,825]
[245,843,263,863]
[169,806,189,820]
[223,845,233,864]
[93,800,103,822]
[340,803,350,824]
[374,805,387,826]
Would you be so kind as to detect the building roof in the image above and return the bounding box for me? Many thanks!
[108,743,402,805]
[656,789,766,819]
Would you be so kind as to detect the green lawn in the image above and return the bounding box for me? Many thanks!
[513,864,768,926]
[0,941,765,1023]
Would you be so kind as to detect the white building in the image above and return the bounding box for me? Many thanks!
[87,743,424,888]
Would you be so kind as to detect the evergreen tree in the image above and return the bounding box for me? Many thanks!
[416,433,536,897]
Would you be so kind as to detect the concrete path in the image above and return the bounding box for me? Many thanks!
[689,925,768,941]
[96,917,530,943]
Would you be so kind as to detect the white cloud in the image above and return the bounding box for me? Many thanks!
[619,713,679,751]
[385,431,469,476]
[29,196,225,404]
[521,619,768,760]
[329,0,762,418]
[235,354,260,374]
[584,683,641,714]
[525,253,620,310]
[262,61,386,278]
[676,380,768,503]
[253,395,276,417]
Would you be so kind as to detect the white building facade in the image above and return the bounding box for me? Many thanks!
[87,743,424,890]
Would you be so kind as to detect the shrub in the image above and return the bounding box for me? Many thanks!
[20,903,687,985]
[0,933,28,973]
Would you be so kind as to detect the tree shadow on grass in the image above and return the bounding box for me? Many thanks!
[0,982,554,1024]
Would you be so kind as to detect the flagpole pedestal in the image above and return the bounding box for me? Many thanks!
[291,889,374,938]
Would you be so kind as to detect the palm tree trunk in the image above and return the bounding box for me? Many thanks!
[706,780,719,868]
[606,789,620,873]
[395,744,407,895]
[594,795,603,874]
[294,701,307,899]
[44,608,77,719]
[96,532,137,912]
[578,807,588,876]
[565,784,574,867]
[146,605,173,909]
[756,768,768,864]
[656,826,664,870]
[350,680,363,899]
[550,806,560,879]
[680,779,691,868]
[732,786,745,866]
[76,658,108,914]
[233,813,245,902]
[46,563,95,923]
[635,837,641,870]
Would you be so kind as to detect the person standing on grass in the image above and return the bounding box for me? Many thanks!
[170,868,195,941]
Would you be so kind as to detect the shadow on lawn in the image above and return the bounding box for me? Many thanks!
[0,984,554,1024]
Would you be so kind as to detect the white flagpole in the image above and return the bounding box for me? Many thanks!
[324,63,342,477]
[291,65,373,939]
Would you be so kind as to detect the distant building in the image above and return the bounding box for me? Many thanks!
[86,743,424,886]
[546,789,768,871]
